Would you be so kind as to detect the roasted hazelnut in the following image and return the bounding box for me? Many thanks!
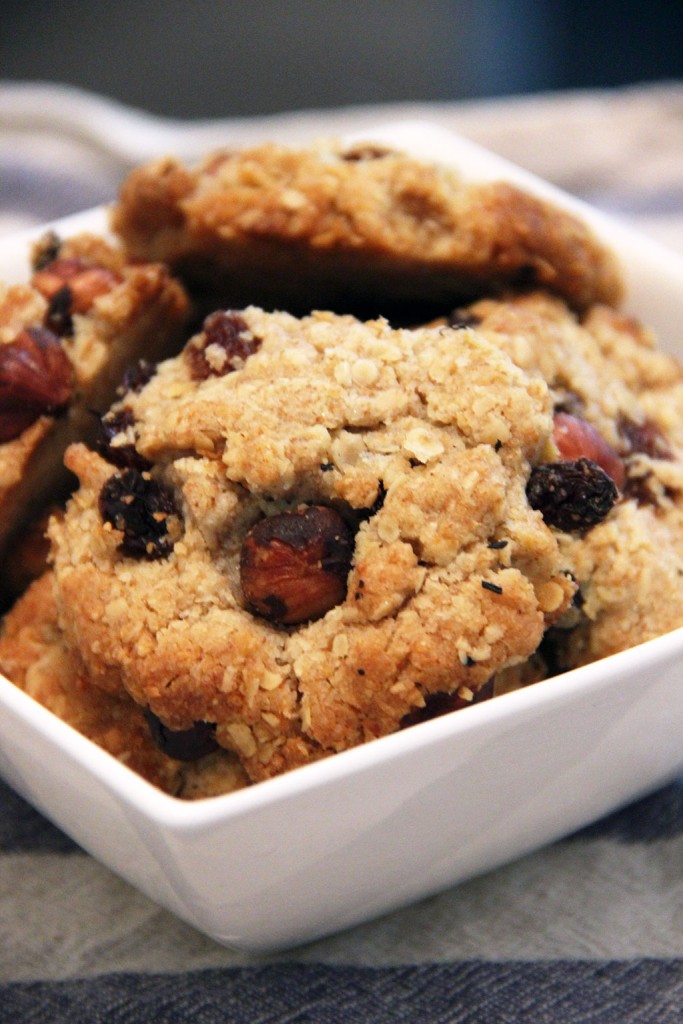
[552,412,625,490]
[240,505,354,624]
[32,256,122,333]
[0,326,73,442]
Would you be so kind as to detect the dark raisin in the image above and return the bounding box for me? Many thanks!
[185,311,261,381]
[536,628,573,678]
[31,231,62,272]
[143,709,218,761]
[45,285,75,337]
[401,679,493,728]
[527,457,618,533]
[98,469,179,559]
[119,358,157,396]
[619,415,673,461]
[94,407,151,471]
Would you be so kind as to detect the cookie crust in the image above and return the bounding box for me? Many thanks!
[0,233,189,603]
[111,143,623,317]
[0,572,247,798]
[50,306,575,782]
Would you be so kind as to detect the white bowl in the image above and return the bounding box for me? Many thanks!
[1,122,683,953]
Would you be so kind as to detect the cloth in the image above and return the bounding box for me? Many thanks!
[0,80,682,1023]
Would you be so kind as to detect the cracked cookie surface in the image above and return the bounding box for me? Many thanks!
[49,306,577,782]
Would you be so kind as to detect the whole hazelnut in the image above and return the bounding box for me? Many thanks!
[32,257,122,315]
[552,412,625,490]
[240,505,354,624]
[0,326,73,442]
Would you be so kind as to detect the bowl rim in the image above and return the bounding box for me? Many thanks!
[3,621,683,830]
[3,119,683,835]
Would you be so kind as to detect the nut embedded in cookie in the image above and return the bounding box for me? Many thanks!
[49,305,580,783]
[240,505,354,624]
[0,230,190,603]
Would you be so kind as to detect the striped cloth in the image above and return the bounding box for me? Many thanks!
[0,82,682,1022]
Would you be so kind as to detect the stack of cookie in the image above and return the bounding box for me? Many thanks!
[1,141,682,796]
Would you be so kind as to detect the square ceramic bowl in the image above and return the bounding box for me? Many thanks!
[1,122,683,954]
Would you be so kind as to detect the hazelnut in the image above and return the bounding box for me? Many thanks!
[527,457,618,534]
[240,505,354,624]
[32,256,122,331]
[0,326,73,442]
[552,412,625,490]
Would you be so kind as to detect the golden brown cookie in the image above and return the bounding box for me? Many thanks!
[49,306,578,783]
[0,231,190,605]
[110,142,623,319]
[0,572,247,798]
[446,291,683,668]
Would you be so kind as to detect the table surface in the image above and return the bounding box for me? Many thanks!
[0,80,682,1024]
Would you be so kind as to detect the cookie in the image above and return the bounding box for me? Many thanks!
[0,572,248,799]
[110,142,623,319]
[48,306,578,783]
[0,231,189,604]
[445,290,683,668]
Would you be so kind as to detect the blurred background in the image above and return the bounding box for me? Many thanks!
[1,0,681,119]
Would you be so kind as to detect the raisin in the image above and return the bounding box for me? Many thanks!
[31,231,62,272]
[619,414,673,461]
[185,311,261,381]
[94,407,150,471]
[143,709,218,761]
[401,679,494,728]
[527,457,618,533]
[119,358,157,396]
[98,469,179,559]
[45,286,74,336]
